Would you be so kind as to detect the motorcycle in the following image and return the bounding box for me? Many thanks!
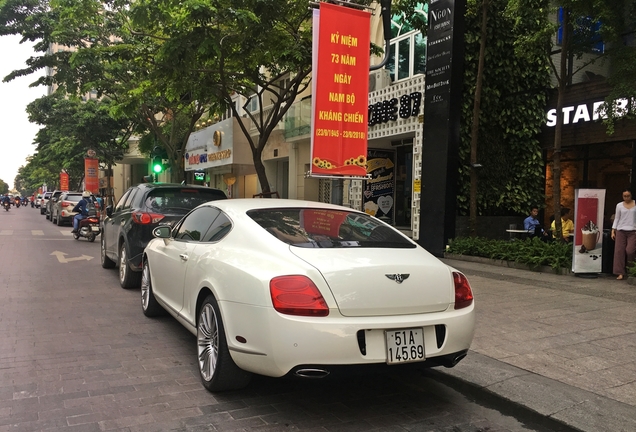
[15,201,20,208]
[3,201,10,211]
[73,216,101,242]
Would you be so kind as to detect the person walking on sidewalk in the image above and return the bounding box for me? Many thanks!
[611,189,636,280]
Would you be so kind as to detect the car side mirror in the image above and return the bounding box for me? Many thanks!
[106,205,113,217]
[152,226,171,239]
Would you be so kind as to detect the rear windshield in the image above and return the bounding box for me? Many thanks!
[247,208,415,249]
[63,195,82,202]
[144,188,226,213]
[43,192,52,199]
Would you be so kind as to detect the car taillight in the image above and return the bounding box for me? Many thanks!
[453,272,474,310]
[131,211,165,224]
[270,275,329,317]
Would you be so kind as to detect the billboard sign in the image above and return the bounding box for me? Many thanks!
[572,188,606,274]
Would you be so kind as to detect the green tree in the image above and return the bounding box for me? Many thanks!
[0,0,201,182]
[22,94,134,191]
[125,0,314,193]
[0,179,9,194]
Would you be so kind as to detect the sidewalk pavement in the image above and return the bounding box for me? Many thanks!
[436,257,636,432]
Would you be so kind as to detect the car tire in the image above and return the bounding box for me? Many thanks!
[197,295,252,392]
[45,211,49,220]
[101,235,116,269]
[119,242,141,289]
[141,259,163,317]
[56,213,61,226]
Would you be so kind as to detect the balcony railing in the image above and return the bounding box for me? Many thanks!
[248,104,283,134]
[245,97,312,139]
[283,97,312,139]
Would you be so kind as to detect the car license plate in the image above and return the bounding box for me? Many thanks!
[385,328,425,364]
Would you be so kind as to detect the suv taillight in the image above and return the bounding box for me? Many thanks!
[270,275,329,317]
[131,211,165,224]
[453,272,474,310]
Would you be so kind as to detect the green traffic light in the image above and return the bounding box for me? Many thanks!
[152,156,163,173]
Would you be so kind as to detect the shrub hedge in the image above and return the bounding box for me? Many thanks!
[446,236,572,270]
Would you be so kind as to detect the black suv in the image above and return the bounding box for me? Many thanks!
[101,183,227,288]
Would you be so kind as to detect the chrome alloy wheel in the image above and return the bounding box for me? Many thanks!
[141,261,150,310]
[197,303,219,381]
[119,245,127,283]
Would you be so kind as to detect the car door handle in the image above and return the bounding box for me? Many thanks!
[179,254,188,261]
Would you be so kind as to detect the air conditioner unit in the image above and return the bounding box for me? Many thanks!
[369,69,392,92]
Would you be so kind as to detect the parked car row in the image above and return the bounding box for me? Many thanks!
[38,190,98,226]
[97,182,476,395]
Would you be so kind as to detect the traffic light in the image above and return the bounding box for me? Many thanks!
[152,156,163,174]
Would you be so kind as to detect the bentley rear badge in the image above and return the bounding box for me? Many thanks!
[386,274,410,284]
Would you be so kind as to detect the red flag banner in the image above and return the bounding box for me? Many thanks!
[311,3,370,177]
[59,172,69,191]
[84,158,99,194]
[300,209,349,237]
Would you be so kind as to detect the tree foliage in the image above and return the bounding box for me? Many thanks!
[16,94,134,191]
[0,0,319,191]
[125,0,315,193]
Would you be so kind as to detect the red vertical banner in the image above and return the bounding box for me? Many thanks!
[311,3,370,177]
[84,158,99,193]
[59,172,69,191]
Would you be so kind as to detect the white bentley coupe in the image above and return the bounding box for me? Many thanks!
[141,199,475,392]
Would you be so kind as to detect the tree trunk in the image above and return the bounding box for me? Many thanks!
[253,143,271,197]
[552,9,569,241]
[170,156,185,184]
[469,0,489,237]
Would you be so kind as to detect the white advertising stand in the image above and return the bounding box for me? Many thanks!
[572,189,606,276]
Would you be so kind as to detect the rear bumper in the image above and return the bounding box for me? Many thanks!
[220,301,475,378]
[283,350,469,379]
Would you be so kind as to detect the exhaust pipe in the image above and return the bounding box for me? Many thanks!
[443,352,467,368]
[294,368,330,378]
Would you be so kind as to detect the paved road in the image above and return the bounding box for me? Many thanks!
[0,207,572,431]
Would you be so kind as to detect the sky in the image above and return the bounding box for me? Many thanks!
[0,35,46,190]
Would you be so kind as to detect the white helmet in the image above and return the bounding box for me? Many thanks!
[82,191,91,198]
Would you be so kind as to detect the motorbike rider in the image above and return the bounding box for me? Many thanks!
[1,194,11,209]
[71,191,93,233]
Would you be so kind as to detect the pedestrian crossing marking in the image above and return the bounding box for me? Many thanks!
[0,230,76,237]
